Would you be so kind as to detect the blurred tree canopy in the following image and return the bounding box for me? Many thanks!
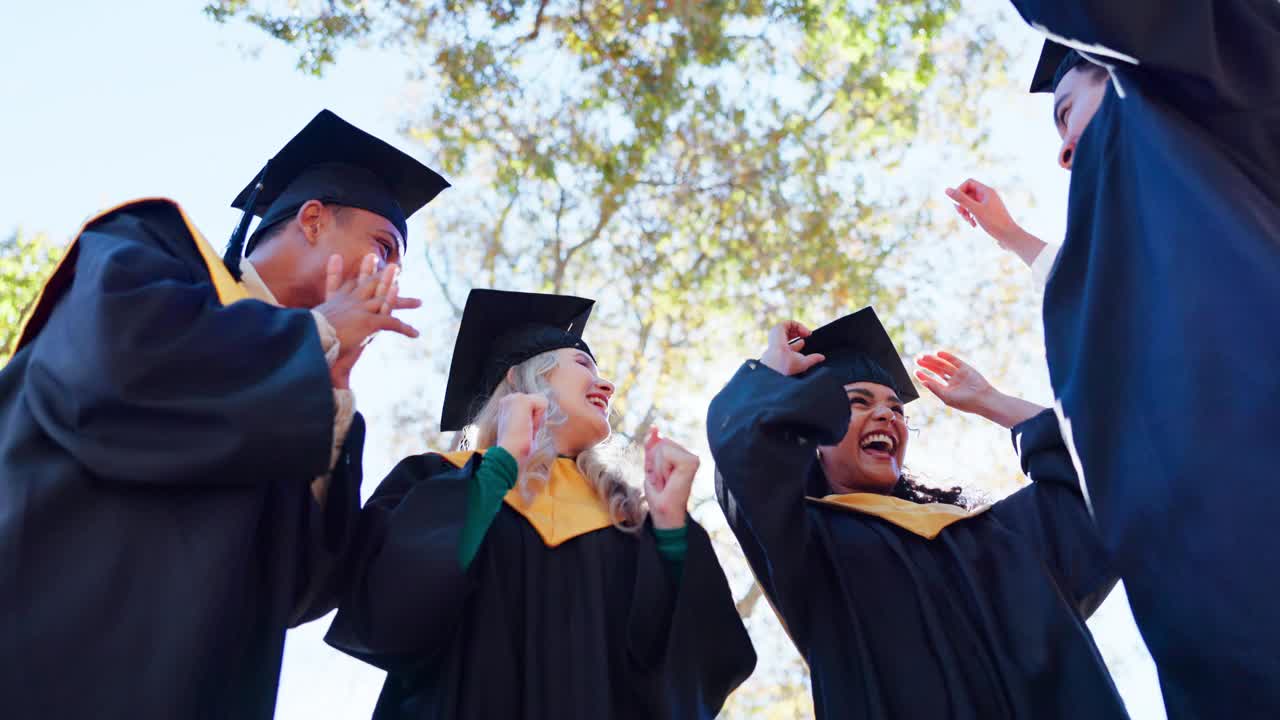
[0,230,62,365]
[207,0,1009,439]
[207,1,1014,714]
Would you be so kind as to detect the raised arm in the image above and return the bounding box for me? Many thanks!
[917,353,1114,613]
[26,213,336,486]
[997,409,1116,616]
[708,321,851,650]
[325,452,486,672]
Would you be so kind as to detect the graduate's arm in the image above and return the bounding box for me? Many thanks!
[999,409,1117,617]
[290,413,368,626]
[628,519,758,717]
[916,352,1046,430]
[325,453,484,672]
[708,323,851,646]
[26,217,334,486]
[1008,0,1280,105]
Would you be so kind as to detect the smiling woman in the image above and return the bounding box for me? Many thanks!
[708,307,1130,719]
[324,288,756,720]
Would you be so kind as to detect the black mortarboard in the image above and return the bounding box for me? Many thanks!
[440,289,596,431]
[224,109,450,278]
[1030,40,1089,94]
[799,307,919,403]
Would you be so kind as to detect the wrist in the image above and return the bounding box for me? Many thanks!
[329,366,351,390]
[651,508,688,530]
[1005,228,1046,266]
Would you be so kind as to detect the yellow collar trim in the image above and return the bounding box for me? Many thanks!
[806,492,990,539]
[13,198,252,354]
[439,449,617,547]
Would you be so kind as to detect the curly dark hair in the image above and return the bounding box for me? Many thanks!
[890,474,968,508]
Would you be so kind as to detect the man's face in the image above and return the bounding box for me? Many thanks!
[315,205,404,279]
[1052,65,1108,171]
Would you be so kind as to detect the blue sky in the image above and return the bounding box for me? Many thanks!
[2,2,1165,718]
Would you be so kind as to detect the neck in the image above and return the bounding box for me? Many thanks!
[248,249,313,308]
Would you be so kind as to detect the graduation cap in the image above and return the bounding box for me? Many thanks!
[798,307,919,403]
[440,289,596,431]
[224,109,450,278]
[1029,39,1090,94]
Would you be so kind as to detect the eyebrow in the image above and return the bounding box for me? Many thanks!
[846,387,903,405]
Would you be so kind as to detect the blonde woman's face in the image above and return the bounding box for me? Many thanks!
[545,347,614,455]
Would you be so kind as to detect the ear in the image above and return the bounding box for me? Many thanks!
[295,200,326,246]
[505,367,518,387]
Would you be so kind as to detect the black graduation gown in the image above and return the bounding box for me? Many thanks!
[1006,2,1280,716]
[0,199,365,719]
[325,452,757,720]
[708,360,1128,719]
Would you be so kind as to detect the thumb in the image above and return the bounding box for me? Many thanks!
[799,353,826,371]
[645,426,661,451]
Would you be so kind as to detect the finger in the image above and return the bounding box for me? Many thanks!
[799,353,825,371]
[375,265,397,308]
[324,255,343,299]
[359,253,378,282]
[380,278,399,316]
[645,426,661,451]
[377,316,420,339]
[916,370,946,396]
[916,354,952,376]
[945,187,981,213]
[767,322,791,349]
[783,320,811,341]
[937,350,968,370]
[788,338,805,352]
[391,296,424,310]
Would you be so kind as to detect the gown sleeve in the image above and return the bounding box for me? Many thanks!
[627,519,758,719]
[706,360,852,652]
[324,452,483,673]
[1008,0,1280,107]
[990,409,1117,617]
[24,212,335,486]
[290,413,368,626]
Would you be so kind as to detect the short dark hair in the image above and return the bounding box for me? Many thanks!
[246,202,350,253]
[1054,50,1107,91]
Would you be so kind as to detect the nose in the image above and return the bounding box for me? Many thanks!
[871,404,895,423]
[595,377,615,400]
[1058,137,1076,170]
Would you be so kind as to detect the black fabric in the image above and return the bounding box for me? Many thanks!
[799,307,919,403]
[0,201,365,719]
[1030,40,1088,94]
[1008,2,1280,717]
[326,452,756,719]
[227,109,449,268]
[440,289,595,431]
[709,361,1127,719]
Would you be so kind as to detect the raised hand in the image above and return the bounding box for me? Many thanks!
[759,320,826,377]
[916,351,1046,429]
[495,393,549,462]
[316,253,422,389]
[643,426,699,530]
[944,178,1046,267]
[915,351,996,416]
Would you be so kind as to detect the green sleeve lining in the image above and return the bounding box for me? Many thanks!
[653,524,689,584]
[457,447,519,570]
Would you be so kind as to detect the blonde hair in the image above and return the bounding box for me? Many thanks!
[454,350,647,531]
